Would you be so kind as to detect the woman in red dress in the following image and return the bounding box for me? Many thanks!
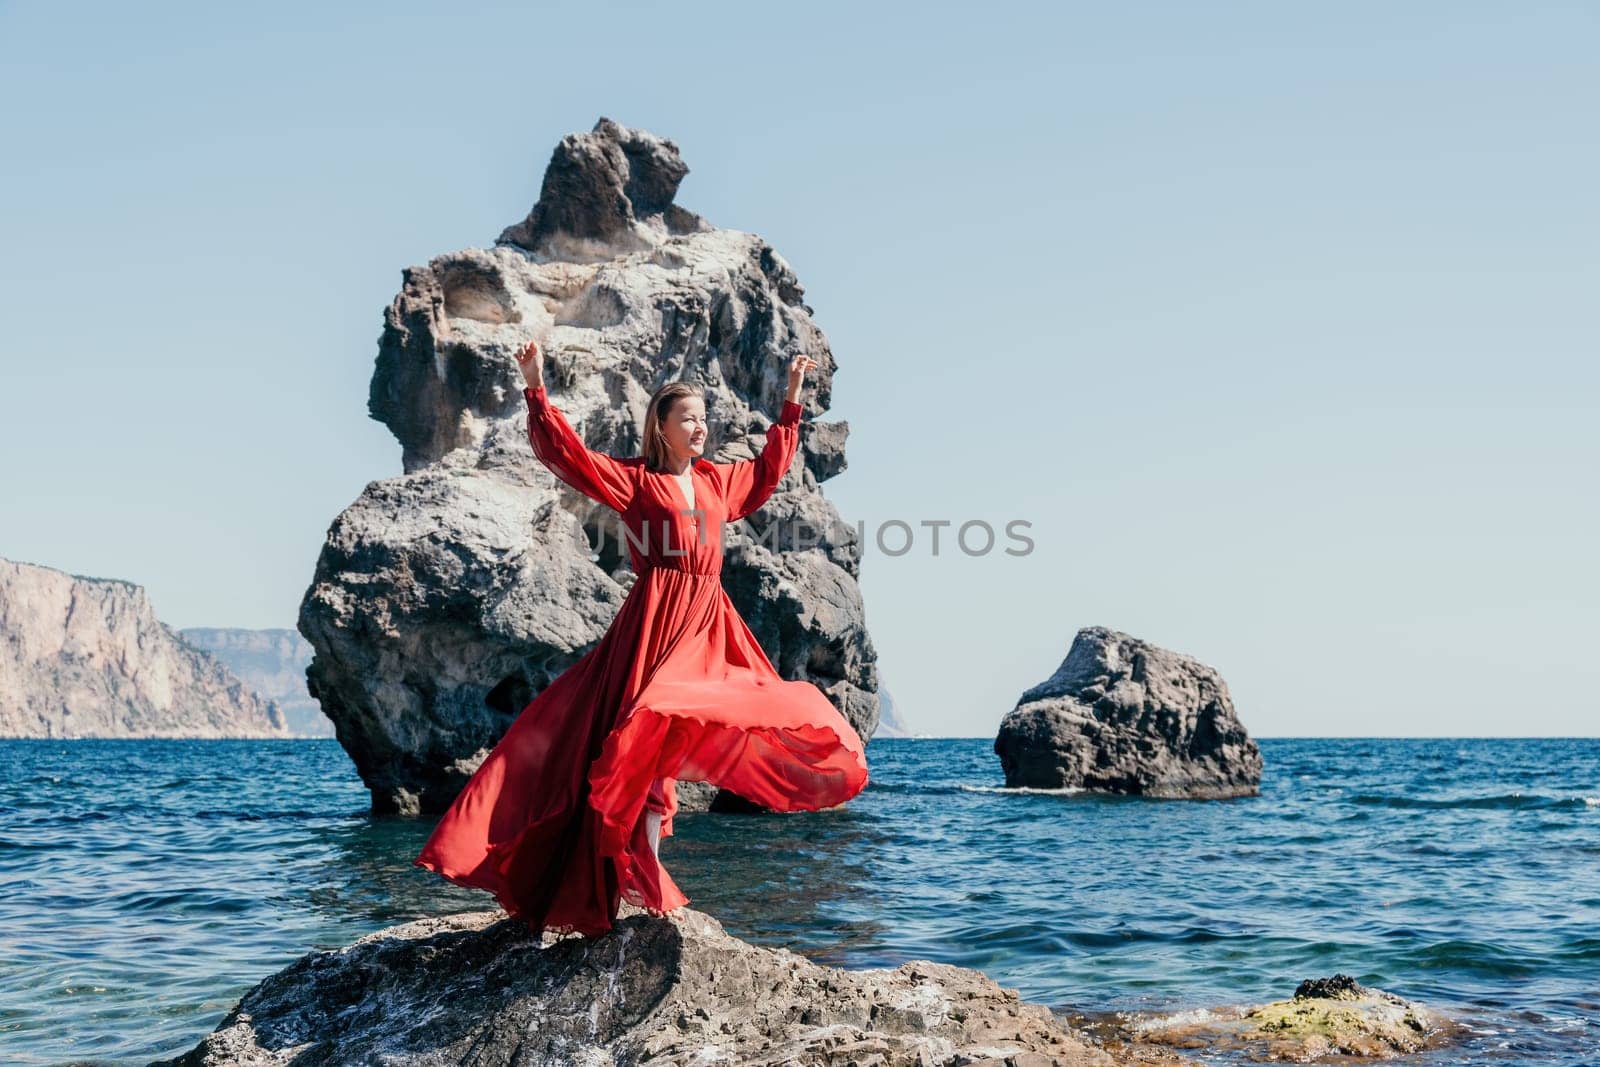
[413,337,871,938]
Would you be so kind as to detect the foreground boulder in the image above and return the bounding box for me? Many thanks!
[1126,974,1463,1061]
[162,906,1196,1067]
[994,626,1261,799]
[299,116,878,814]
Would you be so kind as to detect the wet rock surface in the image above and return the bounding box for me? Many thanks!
[1118,973,1463,1062]
[160,906,1198,1067]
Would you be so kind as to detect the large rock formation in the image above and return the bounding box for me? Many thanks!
[163,906,1192,1067]
[994,627,1261,799]
[0,558,290,739]
[180,627,335,738]
[300,117,878,815]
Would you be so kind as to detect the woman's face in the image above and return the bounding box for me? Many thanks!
[660,395,707,460]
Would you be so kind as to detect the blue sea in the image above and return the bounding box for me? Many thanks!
[1,737,1596,1065]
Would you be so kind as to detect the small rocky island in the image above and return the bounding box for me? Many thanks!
[163,906,1458,1066]
[994,627,1262,799]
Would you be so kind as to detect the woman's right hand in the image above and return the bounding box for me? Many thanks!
[515,337,544,389]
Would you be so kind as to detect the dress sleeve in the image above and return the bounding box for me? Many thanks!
[716,399,804,522]
[524,384,635,513]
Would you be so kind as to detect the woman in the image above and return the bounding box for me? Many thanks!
[413,337,871,938]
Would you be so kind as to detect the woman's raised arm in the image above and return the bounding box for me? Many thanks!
[515,337,634,514]
[714,352,817,522]
[524,383,636,514]
[715,398,804,522]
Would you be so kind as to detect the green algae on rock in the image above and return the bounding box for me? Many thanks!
[1127,973,1462,1062]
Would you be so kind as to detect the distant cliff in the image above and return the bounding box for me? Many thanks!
[0,558,290,739]
[179,628,334,738]
[871,684,914,738]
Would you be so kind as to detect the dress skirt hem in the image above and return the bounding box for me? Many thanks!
[413,384,871,941]
[413,697,869,940]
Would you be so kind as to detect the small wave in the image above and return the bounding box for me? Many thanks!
[1554,936,1600,961]
[866,781,1004,797]
[957,784,1086,796]
[0,837,54,853]
[1124,1005,1232,1031]
[42,810,115,826]
[1350,791,1589,812]
[191,809,322,822]
[119,888,255,915]
[1399,938,1541,977]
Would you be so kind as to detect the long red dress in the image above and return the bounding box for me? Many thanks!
[413,382,871,938]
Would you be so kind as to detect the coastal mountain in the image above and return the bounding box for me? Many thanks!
[871,684,914,738]
[0,558,290,739]
[179,628,335,738]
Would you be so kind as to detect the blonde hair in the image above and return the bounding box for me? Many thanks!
[641,381,705,472]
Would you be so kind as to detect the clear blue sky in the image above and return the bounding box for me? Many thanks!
[2,2,1595,738]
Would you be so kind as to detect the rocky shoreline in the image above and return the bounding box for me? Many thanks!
[161,907,1459,1067]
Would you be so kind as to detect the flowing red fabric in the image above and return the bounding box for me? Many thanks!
[413,383,871,938]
